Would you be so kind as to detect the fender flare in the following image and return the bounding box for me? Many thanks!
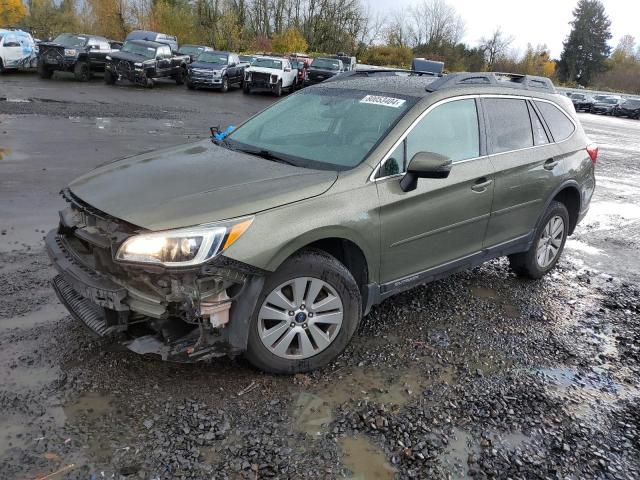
[535,179,581,233]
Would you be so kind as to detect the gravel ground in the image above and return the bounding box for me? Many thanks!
[0,73,639,480]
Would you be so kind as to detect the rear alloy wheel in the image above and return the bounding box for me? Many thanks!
[508,201,569,279]
[220,76,229,93]
[74,61,91,82]
[246,249,361,374]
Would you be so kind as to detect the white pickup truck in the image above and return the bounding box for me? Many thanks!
[244,56,298,97]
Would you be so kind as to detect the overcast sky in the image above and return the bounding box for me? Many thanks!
[367,0,639,58]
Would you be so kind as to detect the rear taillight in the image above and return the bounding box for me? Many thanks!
[586,143,598,165]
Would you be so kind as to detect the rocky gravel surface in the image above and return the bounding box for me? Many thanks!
[1,75,638,479]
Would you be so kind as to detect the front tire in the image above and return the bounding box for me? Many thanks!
[38,60,53,79]
[104,70,117,85]
[245,249,361,374]
[508,201,569,279]
[175,67,185,85]
[243,83,251,94]
[273,81,282,97]
[220,76,229,93]
[74,61,91,81]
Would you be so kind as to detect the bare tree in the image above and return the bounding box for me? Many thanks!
[480,27,514,69]
[409,0,464,49]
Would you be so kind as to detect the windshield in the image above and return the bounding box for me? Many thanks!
[120,41,156,59]
[311,58,341,70]
[572,94,585,100]
[53,34,87,47]
[227,88,416,170]
[253,58,282,69]
[197,52,228,64]
[239,55,254,63]
[602,98,619,104]
[179,45,206,55]
[623,100,640,107]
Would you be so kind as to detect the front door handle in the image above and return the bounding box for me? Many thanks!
[544,158,559,170]
[471,177,493,192]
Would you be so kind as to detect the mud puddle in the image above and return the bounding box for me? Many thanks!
[440,428,478,478]
[339,436,396,480]
[0,302,68,331]
[293,367,423,436]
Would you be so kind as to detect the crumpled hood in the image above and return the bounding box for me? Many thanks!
[68,140,337,231]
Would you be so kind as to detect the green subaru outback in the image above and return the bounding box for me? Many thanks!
[46,72,596,373]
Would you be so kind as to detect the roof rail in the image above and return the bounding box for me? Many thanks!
[425,72,556,93]
[326,68,443,83]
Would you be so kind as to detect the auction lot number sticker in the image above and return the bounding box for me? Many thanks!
[360,95,406,108]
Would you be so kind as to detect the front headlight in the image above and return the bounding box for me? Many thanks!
[105,55,112,61]
[134,62,143,67]
[115,217,253,266]
[64,48,77,56]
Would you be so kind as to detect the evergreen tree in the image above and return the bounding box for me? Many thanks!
[557,0,611,86]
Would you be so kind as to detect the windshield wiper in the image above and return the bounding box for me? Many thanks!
[237,147,296,166]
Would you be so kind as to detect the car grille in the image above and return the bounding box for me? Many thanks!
[251,72,271,83]
[191,68,212,76]
[43,48,64,64]
[309,72,330,81]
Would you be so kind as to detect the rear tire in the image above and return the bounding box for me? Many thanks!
[508,201,570,279]
[38,60,53,79]
[245,249,361,374]
[74,61,91,81]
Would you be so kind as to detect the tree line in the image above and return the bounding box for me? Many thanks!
[2,0,639,93]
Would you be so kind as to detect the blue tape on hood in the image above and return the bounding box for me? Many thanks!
[213,125,235,142]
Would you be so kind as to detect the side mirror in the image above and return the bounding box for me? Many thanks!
[399,152,452,192]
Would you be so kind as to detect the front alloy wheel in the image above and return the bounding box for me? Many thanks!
[258,277,343,360]
[245,249,361,374]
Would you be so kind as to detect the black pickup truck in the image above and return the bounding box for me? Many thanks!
[37,33,115,81]
[104,40,190,88]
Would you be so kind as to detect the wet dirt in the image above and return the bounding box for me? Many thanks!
[1,78,639,478]
[339,436,396,480]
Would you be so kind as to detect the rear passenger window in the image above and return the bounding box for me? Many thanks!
[528,102,549,146]
[484,98,533,154]
[406,99,479,164]
[535,101,575,142]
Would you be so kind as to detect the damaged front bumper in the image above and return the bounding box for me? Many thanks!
[46,190,266,362]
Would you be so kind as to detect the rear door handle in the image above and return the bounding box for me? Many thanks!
[471,177,493,192]
[544,158,559,170]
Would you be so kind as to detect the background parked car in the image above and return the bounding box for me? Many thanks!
[331,52,356,71]
[37,33,113,81]
[186,51,246,92]
[239,54,256,64]
[570,93,596,112]
[124,30,178,53]
[104,40,189,88]
[244,56,298,96]
[178,44,214,63]
[289,59,306,87]
[305,57,344,85]
[590,97,624,115]
[612,98,640,119]
[0,28,36,72]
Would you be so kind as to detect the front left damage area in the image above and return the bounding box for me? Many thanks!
[45,188,264,361]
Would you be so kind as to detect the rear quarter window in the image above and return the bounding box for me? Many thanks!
[484,98,533,154]
[535,101,575,142]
